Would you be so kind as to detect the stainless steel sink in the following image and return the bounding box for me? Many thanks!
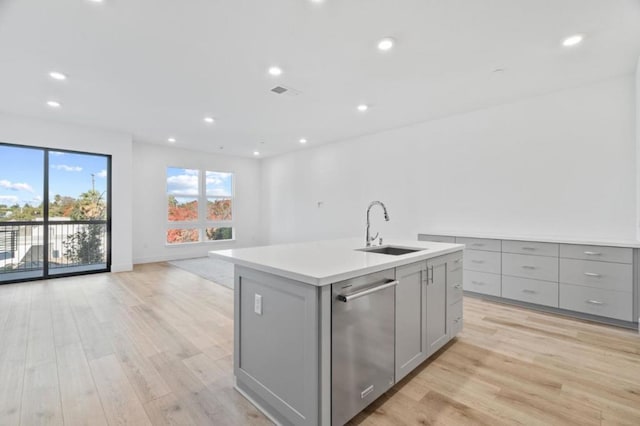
[356,245,425,256]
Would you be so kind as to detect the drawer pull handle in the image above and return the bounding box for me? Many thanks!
[522,247,536,251]
[453,259,461,264]
[453,284,462,289]
[586,299,604,305]
[471,281,485,286]
[522,289,537,294]
[584,251,601,256]
[584,272,601,278]
[453,317,462,323]
[450,267,462,272]
[521,265,536,270]
[472,243,485,247]
[472,260,484,264]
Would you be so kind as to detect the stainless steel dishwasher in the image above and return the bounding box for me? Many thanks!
[332,269,396,425]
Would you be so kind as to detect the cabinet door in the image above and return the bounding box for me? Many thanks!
[426,257,449,356]
[395,261,427,382]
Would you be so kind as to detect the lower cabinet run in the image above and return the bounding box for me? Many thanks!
[233,250,464,426]
[419,233,640,328]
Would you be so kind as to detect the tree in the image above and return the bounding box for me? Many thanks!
[63,190,106,265]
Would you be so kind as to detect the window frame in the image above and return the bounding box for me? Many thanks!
[166,167,235,246]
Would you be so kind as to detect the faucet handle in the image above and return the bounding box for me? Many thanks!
[369,232,379,242]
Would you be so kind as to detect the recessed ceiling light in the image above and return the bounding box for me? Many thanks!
[299,138,307,144]
[49,71,67,81]
[493,68,505,73]
[377,37,395,51]
[167,137,176,143]
[357,104,369,112]
[253,151,260,156]
[203,116,215,124]
[88,0,104,3]
[562,34,584,47]
[46,100,61,108]
[310,0,324,3]
[268,66,283,76]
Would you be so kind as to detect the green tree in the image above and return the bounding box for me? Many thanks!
[63,190,106,265]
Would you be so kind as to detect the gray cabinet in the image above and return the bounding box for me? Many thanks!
[395,262,427,381]
[418,233,639,328]
[426,256,449,355]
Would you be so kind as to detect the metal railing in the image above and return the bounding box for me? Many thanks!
[0,221,107,282]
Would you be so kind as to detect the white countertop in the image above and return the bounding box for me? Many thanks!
[418,231,640,248]
[209,238,464,286]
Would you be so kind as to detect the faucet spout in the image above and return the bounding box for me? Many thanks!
[366,201,390,247]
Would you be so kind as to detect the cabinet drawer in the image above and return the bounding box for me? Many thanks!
[502,276,558,308]
[455,237,501,252]
[448,272,463,305]
[559,244,632,264]
[463,270,501,296]
[502,253,558,282]
[559,259,632,293]
[418,234,456,243]
[465,250,501,274]
[447,257,463,273]
[502,240,559,257]
[448,299,463,337]
[559,283,632,321]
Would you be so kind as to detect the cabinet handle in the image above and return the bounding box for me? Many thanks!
[471,260,484,264]
[453,284,462,289]
[471,281,485,286]
[521,265,536,270]
[450,266,462,273]
[522,247,536,251]
[584,272,601,278]
[453,317,462,323]
[586,299,604,305]
[453,259,461,264]
[522,289,537,294]
[584,251,601,256]
[472,243,485,247]
[429,266,434,284]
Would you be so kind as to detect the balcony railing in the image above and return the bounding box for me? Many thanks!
[0,221,107,283]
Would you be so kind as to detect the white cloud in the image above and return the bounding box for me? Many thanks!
[167,174,199,196]
[51,164,82,172]
[0,195,19,204]
[0,179,34,193]
[96,169,107,178]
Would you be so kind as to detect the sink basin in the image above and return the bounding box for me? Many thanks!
[356,245,425,256]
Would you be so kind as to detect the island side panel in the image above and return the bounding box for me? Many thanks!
[234,265,321,426]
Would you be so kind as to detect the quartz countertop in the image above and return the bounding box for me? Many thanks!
[418,231,640,248]
[209,238,464,286]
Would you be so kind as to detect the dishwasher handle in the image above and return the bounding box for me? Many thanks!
[336,280,398,303]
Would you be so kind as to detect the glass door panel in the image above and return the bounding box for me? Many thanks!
[48,151,109,276]
[0,145,44,282]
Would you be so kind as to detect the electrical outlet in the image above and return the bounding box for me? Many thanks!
[254,294,262,315]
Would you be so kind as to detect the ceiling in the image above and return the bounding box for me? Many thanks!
[0,0,639,158]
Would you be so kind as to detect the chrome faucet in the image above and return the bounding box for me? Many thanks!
[366,201,390,247]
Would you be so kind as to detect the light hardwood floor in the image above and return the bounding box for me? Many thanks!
[0,263,639,425]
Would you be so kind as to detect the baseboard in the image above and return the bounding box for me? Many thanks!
[110,263,133,272]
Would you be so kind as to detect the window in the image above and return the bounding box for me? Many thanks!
[0,142,111,284]
[166,167,233,244]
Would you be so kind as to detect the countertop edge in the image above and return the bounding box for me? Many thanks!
[209,245,464,286]
[417,232,640,248]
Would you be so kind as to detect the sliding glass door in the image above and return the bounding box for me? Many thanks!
[0,143,111,284]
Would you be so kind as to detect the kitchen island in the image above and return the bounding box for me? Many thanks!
[209,238,464,426]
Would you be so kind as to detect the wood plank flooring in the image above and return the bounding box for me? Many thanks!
[0,263,638,425]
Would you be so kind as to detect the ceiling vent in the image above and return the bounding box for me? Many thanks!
[270,85,302,96]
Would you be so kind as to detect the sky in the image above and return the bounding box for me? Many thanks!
[167,167,232,201]
[0,144,108,206]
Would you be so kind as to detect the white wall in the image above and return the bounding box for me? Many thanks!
[0,112,134,271]
[261,74,637,244]
[636,56,640,240]
[131,142,263,264]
